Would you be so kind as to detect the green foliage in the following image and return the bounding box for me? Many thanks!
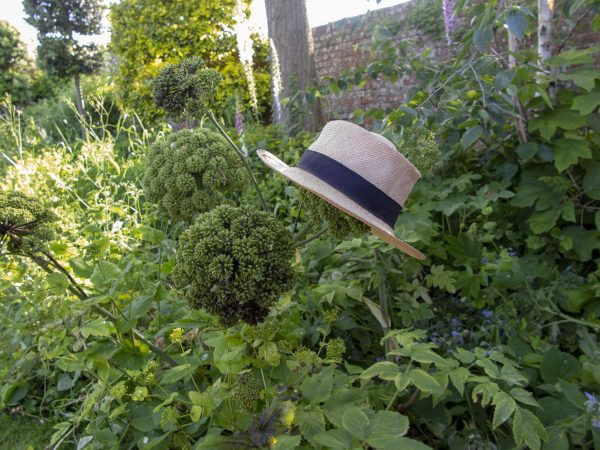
[109,0,269,119]
[24,0,104,80]
[172,204,295,325]
[143,127,248,222]
[152,57,222,121]
[0,191,56,253]
[0,21,34,104]
[405,0,445,39]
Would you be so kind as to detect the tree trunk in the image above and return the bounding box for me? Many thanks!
[73,73,86,140]
[265,0,321,133]
[537,0,553,62]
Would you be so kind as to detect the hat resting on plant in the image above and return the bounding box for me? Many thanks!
[257,120,425,260]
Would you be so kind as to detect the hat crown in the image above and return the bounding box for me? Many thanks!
[309,121,421,206]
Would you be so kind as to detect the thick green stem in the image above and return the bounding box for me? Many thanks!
[206,111,267,212]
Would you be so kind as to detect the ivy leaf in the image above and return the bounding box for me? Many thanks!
[342,407,370,440]
[492,392,516,429]
[551,139,591,172]
[572,91,600,115]
[462,125,483,149]
[505,9,527,40]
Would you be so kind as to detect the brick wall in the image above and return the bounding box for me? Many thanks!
[311,1,600,122]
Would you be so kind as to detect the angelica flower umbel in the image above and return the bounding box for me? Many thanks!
[172,205,294,326]
[143,128,248,222]
[0,191,56,253]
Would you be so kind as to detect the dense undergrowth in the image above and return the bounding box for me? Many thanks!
[1,1,600,449]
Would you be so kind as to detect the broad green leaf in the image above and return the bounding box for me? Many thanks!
[90,261,121,289]
[510,388,540,408]
[314,429,353,448]
[57,373,74,392]
[506,9,527,40]
[495,69,515,90]
[529,109,587,140]
[360,361,399,380]
[595,211,600,231]
[366,410,410,448]
[449,368,470,396]
[323,388,366,428]
[513,407,548,450]
[161,363,194,384]
[342,407,370,440]
[492,391,516,429]
[562,226,600,261]
[462,125,483,149]
[79,318,114,338]
[558,380,586,411]
[515,142,538,162]
[583,161,600,200]
[395,373,410,391]
[474,27,493,52]
[69,258,93,278]
[557,68,599,91]
[383,438,433,449]
[300,370,334,402]
[190,405,202,423]
[551,139,591,172]
[409,369,441,393]
[272,435,302,449]
[47,272,70,295]
[572,91,600,115]
[528,208,561,234]
[363,297,390,329]
[296,408,325,448]
[543,427,569,450]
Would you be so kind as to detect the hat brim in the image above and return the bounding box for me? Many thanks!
[257,150,425,260]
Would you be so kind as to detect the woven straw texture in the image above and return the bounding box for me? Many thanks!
[310,121,421,206]
[257,146,425,260]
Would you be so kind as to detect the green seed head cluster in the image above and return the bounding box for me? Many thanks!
[143,128,248,222]
[172,205,295,326]
[325,337,346,363]
[110,381,128,402]
[234,372,261,411]
[0,191,56,253]
[298,189,369,240]
[400,126,440,177]
[152,57,222,121]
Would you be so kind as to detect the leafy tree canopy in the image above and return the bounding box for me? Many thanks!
[0,21,34,104]
[36,36,102,79]
[109,0,269,120]
[23,0,103,37]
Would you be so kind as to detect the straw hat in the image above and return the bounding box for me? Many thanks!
[257,120,425,260]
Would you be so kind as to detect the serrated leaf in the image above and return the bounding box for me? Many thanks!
[409,368,441,393]
[314,429,353,448]
[557,68,599,91]
[462,125,483,149]
[572,91,600,115]
[161,364,193,384]
[449,367,470,396]
[492,392,516,429]
[366,411,410,447]
[552,139,591,172]
[342,407,370,440]
[513,407,548,450]
[528,208,561,234]
[47,272,70,295]
[360,361,399,380]
[79,318,114,338]
[90,261,121,288]
[583,161,600,200]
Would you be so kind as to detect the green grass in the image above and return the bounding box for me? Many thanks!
[0,414,54,450]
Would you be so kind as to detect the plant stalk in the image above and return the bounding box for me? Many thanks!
[206,111,267,212]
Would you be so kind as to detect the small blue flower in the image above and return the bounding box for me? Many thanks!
[451,330,460,337]
[451,317,461,328]
[585,392,598,411]
[481,310,493,319]
[480,257,489,265]
[593,418,600,429]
